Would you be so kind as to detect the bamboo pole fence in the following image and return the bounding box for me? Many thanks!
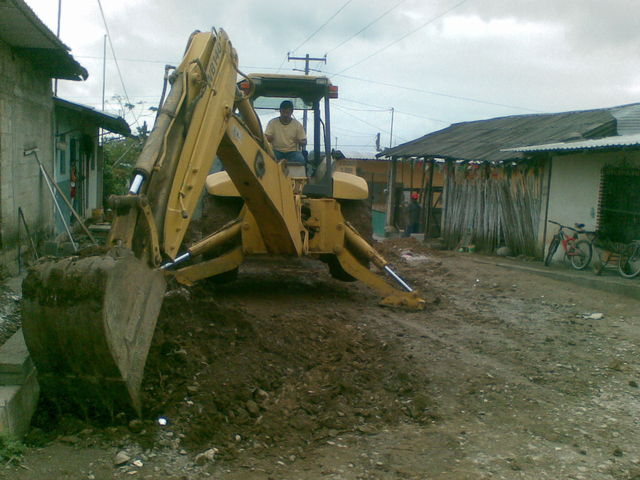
[442,161,543,256]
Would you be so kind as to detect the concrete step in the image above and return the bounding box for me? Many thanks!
[0,329,39,438]
[0,328,34,385]
[0,370,39,438]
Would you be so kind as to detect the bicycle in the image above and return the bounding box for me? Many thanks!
[618,240,640,278]
[588,232,625,275]
[544,220,592,270]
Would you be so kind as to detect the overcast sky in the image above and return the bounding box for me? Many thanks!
[26,0,640,155]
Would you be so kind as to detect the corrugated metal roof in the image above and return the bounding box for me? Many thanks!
[378,105,640,163]
[612,104,640,135]
[0,0,87,80]
[54,98,131,136]
[340,150,379,161]
[504,133,640,153]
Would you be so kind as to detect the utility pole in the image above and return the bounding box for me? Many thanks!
[389,107,395,148]
[287,53,326,132]
[54,0,62,96]
[102,34,107,112]
[100,34,107,145]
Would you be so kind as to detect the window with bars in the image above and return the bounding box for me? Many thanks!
[598,166,640,243]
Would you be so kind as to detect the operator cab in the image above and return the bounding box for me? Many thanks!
[239,74,338,197]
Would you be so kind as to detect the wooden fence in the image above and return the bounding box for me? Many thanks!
[442,161,543,256]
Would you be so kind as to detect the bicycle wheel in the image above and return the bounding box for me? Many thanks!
[569,240,592,270]
[592,250,606,275]
[618,244,640,278]
[544,235,560,266]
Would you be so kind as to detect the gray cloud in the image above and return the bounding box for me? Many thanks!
[26,0,640,152]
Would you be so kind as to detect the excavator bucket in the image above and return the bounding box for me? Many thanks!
[21,249,166,416]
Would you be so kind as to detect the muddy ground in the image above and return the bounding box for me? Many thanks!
[2,238,640,479]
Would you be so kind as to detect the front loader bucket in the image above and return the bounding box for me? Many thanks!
[21,249,166,417]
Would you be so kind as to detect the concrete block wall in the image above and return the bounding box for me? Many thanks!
[0,39,56,274]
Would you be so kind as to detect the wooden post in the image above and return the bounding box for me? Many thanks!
[425,159,435,238]
[385,156,398,233]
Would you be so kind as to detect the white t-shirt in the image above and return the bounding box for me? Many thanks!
[265,117,306,152]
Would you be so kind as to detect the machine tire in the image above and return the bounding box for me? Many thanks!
[182,195,243,283]
[339,199,373,243]
[204,267,239,284]
[200,196,243,236]
[324,199,373,282]
[323,254,357,282]
[185,195,242,250]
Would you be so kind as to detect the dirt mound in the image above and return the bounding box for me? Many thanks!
[141,262,433,459]
[0,282,21,345]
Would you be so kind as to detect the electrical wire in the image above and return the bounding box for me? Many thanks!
[275,53,289,74]
[96,0,140,128]
[290,0,354,54]
[334,105,389,133]
[340,98,449,123]
[333,144,380,147]
[336,0,470,75]
[73,54,171,65]
[74,54,287,73]
[333,104,409,142]
[333,127,380,137]
[338,105,391,112]
[329,71,543,113]
[325,0,408,56]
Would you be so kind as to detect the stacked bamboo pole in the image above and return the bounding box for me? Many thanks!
[442,161,543,256]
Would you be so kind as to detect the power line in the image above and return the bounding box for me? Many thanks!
[337,0,470,75]
[290,0,354,54]
[76,54,293,76]
[340,98,449,123]
[332,144,379,147]
[74,54,173,65]
[333,127,380,137]
[325,0,408,56]
[96,0,140,128]
[275,53,289,74]
[336,104,391,113]
[330,72,543,113]
[333,104,410,142]
[334,105,389,133]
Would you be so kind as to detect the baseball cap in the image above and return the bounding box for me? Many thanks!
[411,192,419,200]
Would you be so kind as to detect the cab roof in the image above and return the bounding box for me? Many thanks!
[247,73,334,103]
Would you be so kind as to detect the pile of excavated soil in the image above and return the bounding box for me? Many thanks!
[141,261,434,459]
[23,239,442,467]
[0,282,21,345]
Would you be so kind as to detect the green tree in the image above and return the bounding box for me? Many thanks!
[102,123,148,206]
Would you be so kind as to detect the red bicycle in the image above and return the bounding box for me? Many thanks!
[544,220,592,270]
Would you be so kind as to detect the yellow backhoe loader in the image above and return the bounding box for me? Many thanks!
[21,29,424,417]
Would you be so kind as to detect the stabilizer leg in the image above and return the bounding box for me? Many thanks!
[335,248,425,310]
[171,247,244,285]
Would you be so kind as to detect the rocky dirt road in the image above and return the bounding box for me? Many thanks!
[2,239,640,479]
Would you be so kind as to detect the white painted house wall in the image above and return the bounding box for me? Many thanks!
[541,150,640,263]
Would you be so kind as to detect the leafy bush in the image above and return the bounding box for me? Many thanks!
[102,123,148,206]
[0,434,26,463]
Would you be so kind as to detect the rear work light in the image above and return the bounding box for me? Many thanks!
[328,85,339,99]
[238,80,251,93]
